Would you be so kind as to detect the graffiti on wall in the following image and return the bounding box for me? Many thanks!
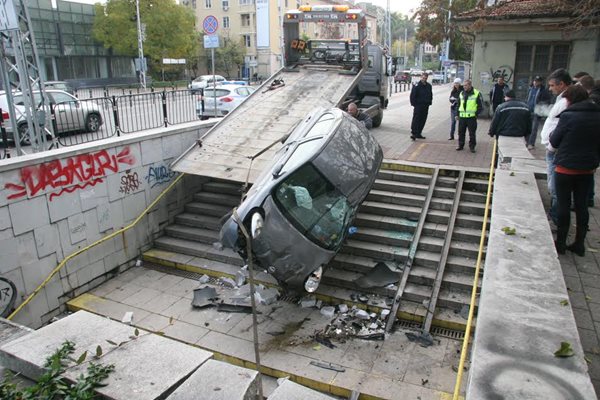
[4,147,136,201]
[490,65,514,82]
[0,277,17,318]
[119,171,142,195]
[145,164,176,188]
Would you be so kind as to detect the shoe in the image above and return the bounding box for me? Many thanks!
[470,148,476,153]
[414,135,426,139]
[410,135,416,140]
[567,242,585,257]
[456,146,463,151]
[555,241,566,255]
[527,144,535,150]
[448,137,454,140]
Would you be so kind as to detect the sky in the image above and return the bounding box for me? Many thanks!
[361,0,423,16]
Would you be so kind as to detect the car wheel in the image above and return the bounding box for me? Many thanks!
[17,123,31,146]
[85,113,102,132]
[372,110,383,128]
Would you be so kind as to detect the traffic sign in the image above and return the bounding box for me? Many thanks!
[202,15,219,35]
[203,35,219,49]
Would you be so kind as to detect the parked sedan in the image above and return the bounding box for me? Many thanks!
[188,74,226,94]
[0,89,103,145]
[220,107,383,293]
[196,85,256,119]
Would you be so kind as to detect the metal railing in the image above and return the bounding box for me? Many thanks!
[50,89,200,147]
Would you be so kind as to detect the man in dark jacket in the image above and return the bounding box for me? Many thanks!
[347,102,373,129]
[526,76,552,149]
[489,76,510,113]
[409,72,433,140]
[489,90,531,138]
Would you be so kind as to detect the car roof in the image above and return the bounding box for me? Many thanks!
[205,84,252,91]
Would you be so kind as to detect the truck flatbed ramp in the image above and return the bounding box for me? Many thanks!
[171,67,362,183]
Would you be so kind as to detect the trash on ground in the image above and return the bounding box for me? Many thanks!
[219,276,237,288]
[405,330,435,347]
[198,274,210,284]
[191,286,219,308]
[300,296,317,308]
[235,270,246,286]
[217,301,253,313]
[213,241,224,251]
[309,361,345,372]
[121,311,133,324]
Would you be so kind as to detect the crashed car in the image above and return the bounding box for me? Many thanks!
[220,107,383,293]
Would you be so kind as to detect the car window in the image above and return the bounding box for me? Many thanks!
[274,163,350,249]
[50,92,76,104]
[235,88,249,96]
[13,93,43,106]
[204,89,231,97]
[247,87,256,94]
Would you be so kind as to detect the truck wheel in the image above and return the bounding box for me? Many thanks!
[372,110,383,128]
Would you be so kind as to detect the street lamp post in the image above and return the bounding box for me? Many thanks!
[443,0,452,83]
[136,0,146,89]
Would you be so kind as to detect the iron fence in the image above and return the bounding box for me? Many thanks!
[52,89,199,147]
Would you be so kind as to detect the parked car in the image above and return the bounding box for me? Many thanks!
[220,107,383,293]
[432,71,445,84]
[189,75,226,93]
[0,89,103,145]
[196,84,256,119]
[32,80,75,95]
[394,70,410,83]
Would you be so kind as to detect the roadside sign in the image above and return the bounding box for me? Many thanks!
[203,35,219,49]
[202,15,219,35]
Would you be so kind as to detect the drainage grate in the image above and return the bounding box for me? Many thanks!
[394,319,465,340]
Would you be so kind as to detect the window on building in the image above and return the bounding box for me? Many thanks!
[205,0,212,8]
[243,34,251,47]
[513,42,570,99]
[223,16,230,28]
[239,0,253,5]
[222,0,229,9]
[241,14,250,26]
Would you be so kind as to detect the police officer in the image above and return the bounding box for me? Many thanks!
[488,90,531,138]
[456,79,484,153]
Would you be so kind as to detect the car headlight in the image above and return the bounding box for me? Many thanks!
[304,266,323,293]
[250,212,264,239]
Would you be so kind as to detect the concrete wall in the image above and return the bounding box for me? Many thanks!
[0,121,216,328]
[470,25,599,107]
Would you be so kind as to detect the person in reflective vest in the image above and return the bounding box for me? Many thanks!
[456,79,484,153]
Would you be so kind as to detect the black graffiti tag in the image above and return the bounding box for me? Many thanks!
[119,171,141,194]
[0,277,17,318]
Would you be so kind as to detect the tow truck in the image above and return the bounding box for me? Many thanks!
[171,5,386,183]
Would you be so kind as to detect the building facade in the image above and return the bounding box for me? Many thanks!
[455,0,600,102]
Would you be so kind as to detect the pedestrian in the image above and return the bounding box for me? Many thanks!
[590,80,600,105]
[347,102,373,129]
[540,68,572,225]
[488,90,531,138]
[526,76,552,149]
[409,72,433,140]
[572,71,590,84]
[549,85,600,257]
[456,79,483,153]
[489,76,510,113]
[448,78,463,140]
[575,74,597,206]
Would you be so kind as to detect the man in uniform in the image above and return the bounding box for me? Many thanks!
[409,72,433,140]
[456,79,483,153]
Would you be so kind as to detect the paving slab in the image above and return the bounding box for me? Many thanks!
[167,359,258,400]
[268,379,335,400]
[0,311,213,400]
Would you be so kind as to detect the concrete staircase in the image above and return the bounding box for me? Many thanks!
[145,164,490,331]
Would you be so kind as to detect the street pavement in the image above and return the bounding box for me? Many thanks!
[380,83,600,394]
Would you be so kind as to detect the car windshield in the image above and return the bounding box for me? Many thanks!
[274,163,351,250]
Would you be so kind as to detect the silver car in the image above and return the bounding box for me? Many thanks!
[220,107,383,293]
[0,89,103,145]
[196,84,256,119]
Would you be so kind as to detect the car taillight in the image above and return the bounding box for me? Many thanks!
[220,96,234,103]
[1,111,8,121]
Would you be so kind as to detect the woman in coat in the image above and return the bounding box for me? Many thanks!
[550,85,600,256]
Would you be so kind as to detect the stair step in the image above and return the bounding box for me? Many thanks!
[329,253,380,274]
[185,201,232,218]
[367,190,425,207]
[193,191,241,207]
[165,224,220,244]
[409,266,480,292]
[377,169,432,185]
[354,212,418,233]
[340,239,408,262]
[202,181,244,196]
[351,226,413,248]
[372,178,429,196]
[360,200,422,220]
[154,236,243,266]
[175,213,222,231]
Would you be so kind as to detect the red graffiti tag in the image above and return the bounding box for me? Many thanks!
[5,147,135,201]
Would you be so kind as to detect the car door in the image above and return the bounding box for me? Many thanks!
[50,91,83,132]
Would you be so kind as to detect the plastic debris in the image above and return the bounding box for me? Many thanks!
[381,309,390,319]
[405,330,434,347]
[309,361,345,372]
[338,304,349,313]
[320,306,335,318]
[300,296,317,308]
[256,287,279,305]
[316,299,323,309]
[135,259,142,267]
[219,277,237,288]
[355,309,370,320]
[198,274,210,284]
[235,270,246,287]
[348,226,358,235]
[121,311,133,324]
[213,241,224,251]
[192,286,219,308]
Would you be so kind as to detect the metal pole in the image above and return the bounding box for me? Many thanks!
[136,0,146,89]
[443,0,453,83]
[404,28,407,69]
[211,48,217,117]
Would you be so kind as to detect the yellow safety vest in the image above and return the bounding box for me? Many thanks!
[459,89,480,118]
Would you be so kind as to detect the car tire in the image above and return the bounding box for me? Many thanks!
[85,113,102,132]
[372,109,383,128]
[17,123,31,146]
